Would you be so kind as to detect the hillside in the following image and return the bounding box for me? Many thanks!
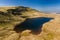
[0,6,60,40]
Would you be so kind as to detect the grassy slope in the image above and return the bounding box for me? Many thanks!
[0,6,60,40]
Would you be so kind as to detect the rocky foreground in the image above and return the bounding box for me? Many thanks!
[0,6,60,40]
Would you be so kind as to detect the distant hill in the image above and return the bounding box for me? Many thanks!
[0,6,60,40]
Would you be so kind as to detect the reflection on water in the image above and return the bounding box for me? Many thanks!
[14,17,53,34]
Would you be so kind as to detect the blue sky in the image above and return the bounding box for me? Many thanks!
[0,0,60,13]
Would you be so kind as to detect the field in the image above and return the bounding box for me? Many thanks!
[0,6,60,40]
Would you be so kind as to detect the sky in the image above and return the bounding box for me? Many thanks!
[0,0,60,13]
